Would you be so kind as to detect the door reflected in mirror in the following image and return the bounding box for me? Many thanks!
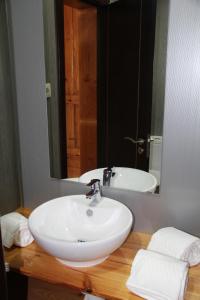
[43,0,168,193]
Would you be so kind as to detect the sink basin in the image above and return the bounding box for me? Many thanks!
[28,195,133,267]
[79,167,157,192]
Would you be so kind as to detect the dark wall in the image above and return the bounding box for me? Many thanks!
[0,0,22,214]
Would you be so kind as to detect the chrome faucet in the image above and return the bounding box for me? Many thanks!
[103,167,115,187]
[86,179,102,207]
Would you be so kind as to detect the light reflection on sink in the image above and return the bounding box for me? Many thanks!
[28,195,133,267]
[79,167,157,192]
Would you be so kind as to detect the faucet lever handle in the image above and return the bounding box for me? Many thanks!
[86,179,102,201]
[86,179,100,187]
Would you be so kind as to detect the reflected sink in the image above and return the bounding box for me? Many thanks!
[79,167,157,192]
[28,195,133,267]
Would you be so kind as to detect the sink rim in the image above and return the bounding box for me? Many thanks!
[29,195,133,246]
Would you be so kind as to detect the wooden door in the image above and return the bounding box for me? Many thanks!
[98,0,157,171]
[64,0,97,177]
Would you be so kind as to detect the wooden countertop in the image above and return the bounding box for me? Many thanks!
[4,209,200,300]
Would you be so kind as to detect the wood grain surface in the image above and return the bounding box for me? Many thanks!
[6,209,200,300]
[28,278,84,300]
[64,1,97,177]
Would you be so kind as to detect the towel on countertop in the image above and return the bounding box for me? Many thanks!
[126,249,188,300]
[147,227,200,266]
[1,212,34,248]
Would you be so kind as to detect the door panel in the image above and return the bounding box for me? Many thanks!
[98,0,157,170]
[107,0,141,168]
[137,0,157,170]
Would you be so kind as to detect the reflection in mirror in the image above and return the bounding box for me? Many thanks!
[43,0,169,193]
[79,167,157,192]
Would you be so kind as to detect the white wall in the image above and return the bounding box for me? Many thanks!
[9,0,65,205]
[161,0,200,233]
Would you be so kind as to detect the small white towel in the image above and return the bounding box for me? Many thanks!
[1,212,34,248]
[147,227,200,266]
[126,249,188,300]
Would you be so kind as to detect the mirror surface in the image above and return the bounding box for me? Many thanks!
[43,0,169,193]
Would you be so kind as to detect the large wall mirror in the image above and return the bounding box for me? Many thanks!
[43,0,169,194]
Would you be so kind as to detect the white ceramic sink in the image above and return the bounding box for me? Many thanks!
[28,195,133,267]
[79,167,157,192]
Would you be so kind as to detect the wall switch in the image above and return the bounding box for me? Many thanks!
[45,83,51,98]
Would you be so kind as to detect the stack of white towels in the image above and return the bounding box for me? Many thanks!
[126,227,200,300]
[1,212,34,248]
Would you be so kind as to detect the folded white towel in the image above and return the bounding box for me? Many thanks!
[1,212,34,248]
[147,227,200,266]
[126,249,188,300]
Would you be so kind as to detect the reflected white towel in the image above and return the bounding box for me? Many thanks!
[126,249,188,300]
[1,212,34,248]
[147,227,200,266]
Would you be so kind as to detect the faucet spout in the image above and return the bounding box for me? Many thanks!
[86,179,102,206]
[103,167,115,187]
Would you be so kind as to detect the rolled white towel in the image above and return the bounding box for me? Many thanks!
[126,249,188,300]
[147,227,200,266]
[1,212,34,248]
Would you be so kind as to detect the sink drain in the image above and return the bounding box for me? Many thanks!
[86,209,93,217]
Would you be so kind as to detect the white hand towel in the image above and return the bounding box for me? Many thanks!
[147,227,200,266]
[1,212,34,248]
[126,249,188,300]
